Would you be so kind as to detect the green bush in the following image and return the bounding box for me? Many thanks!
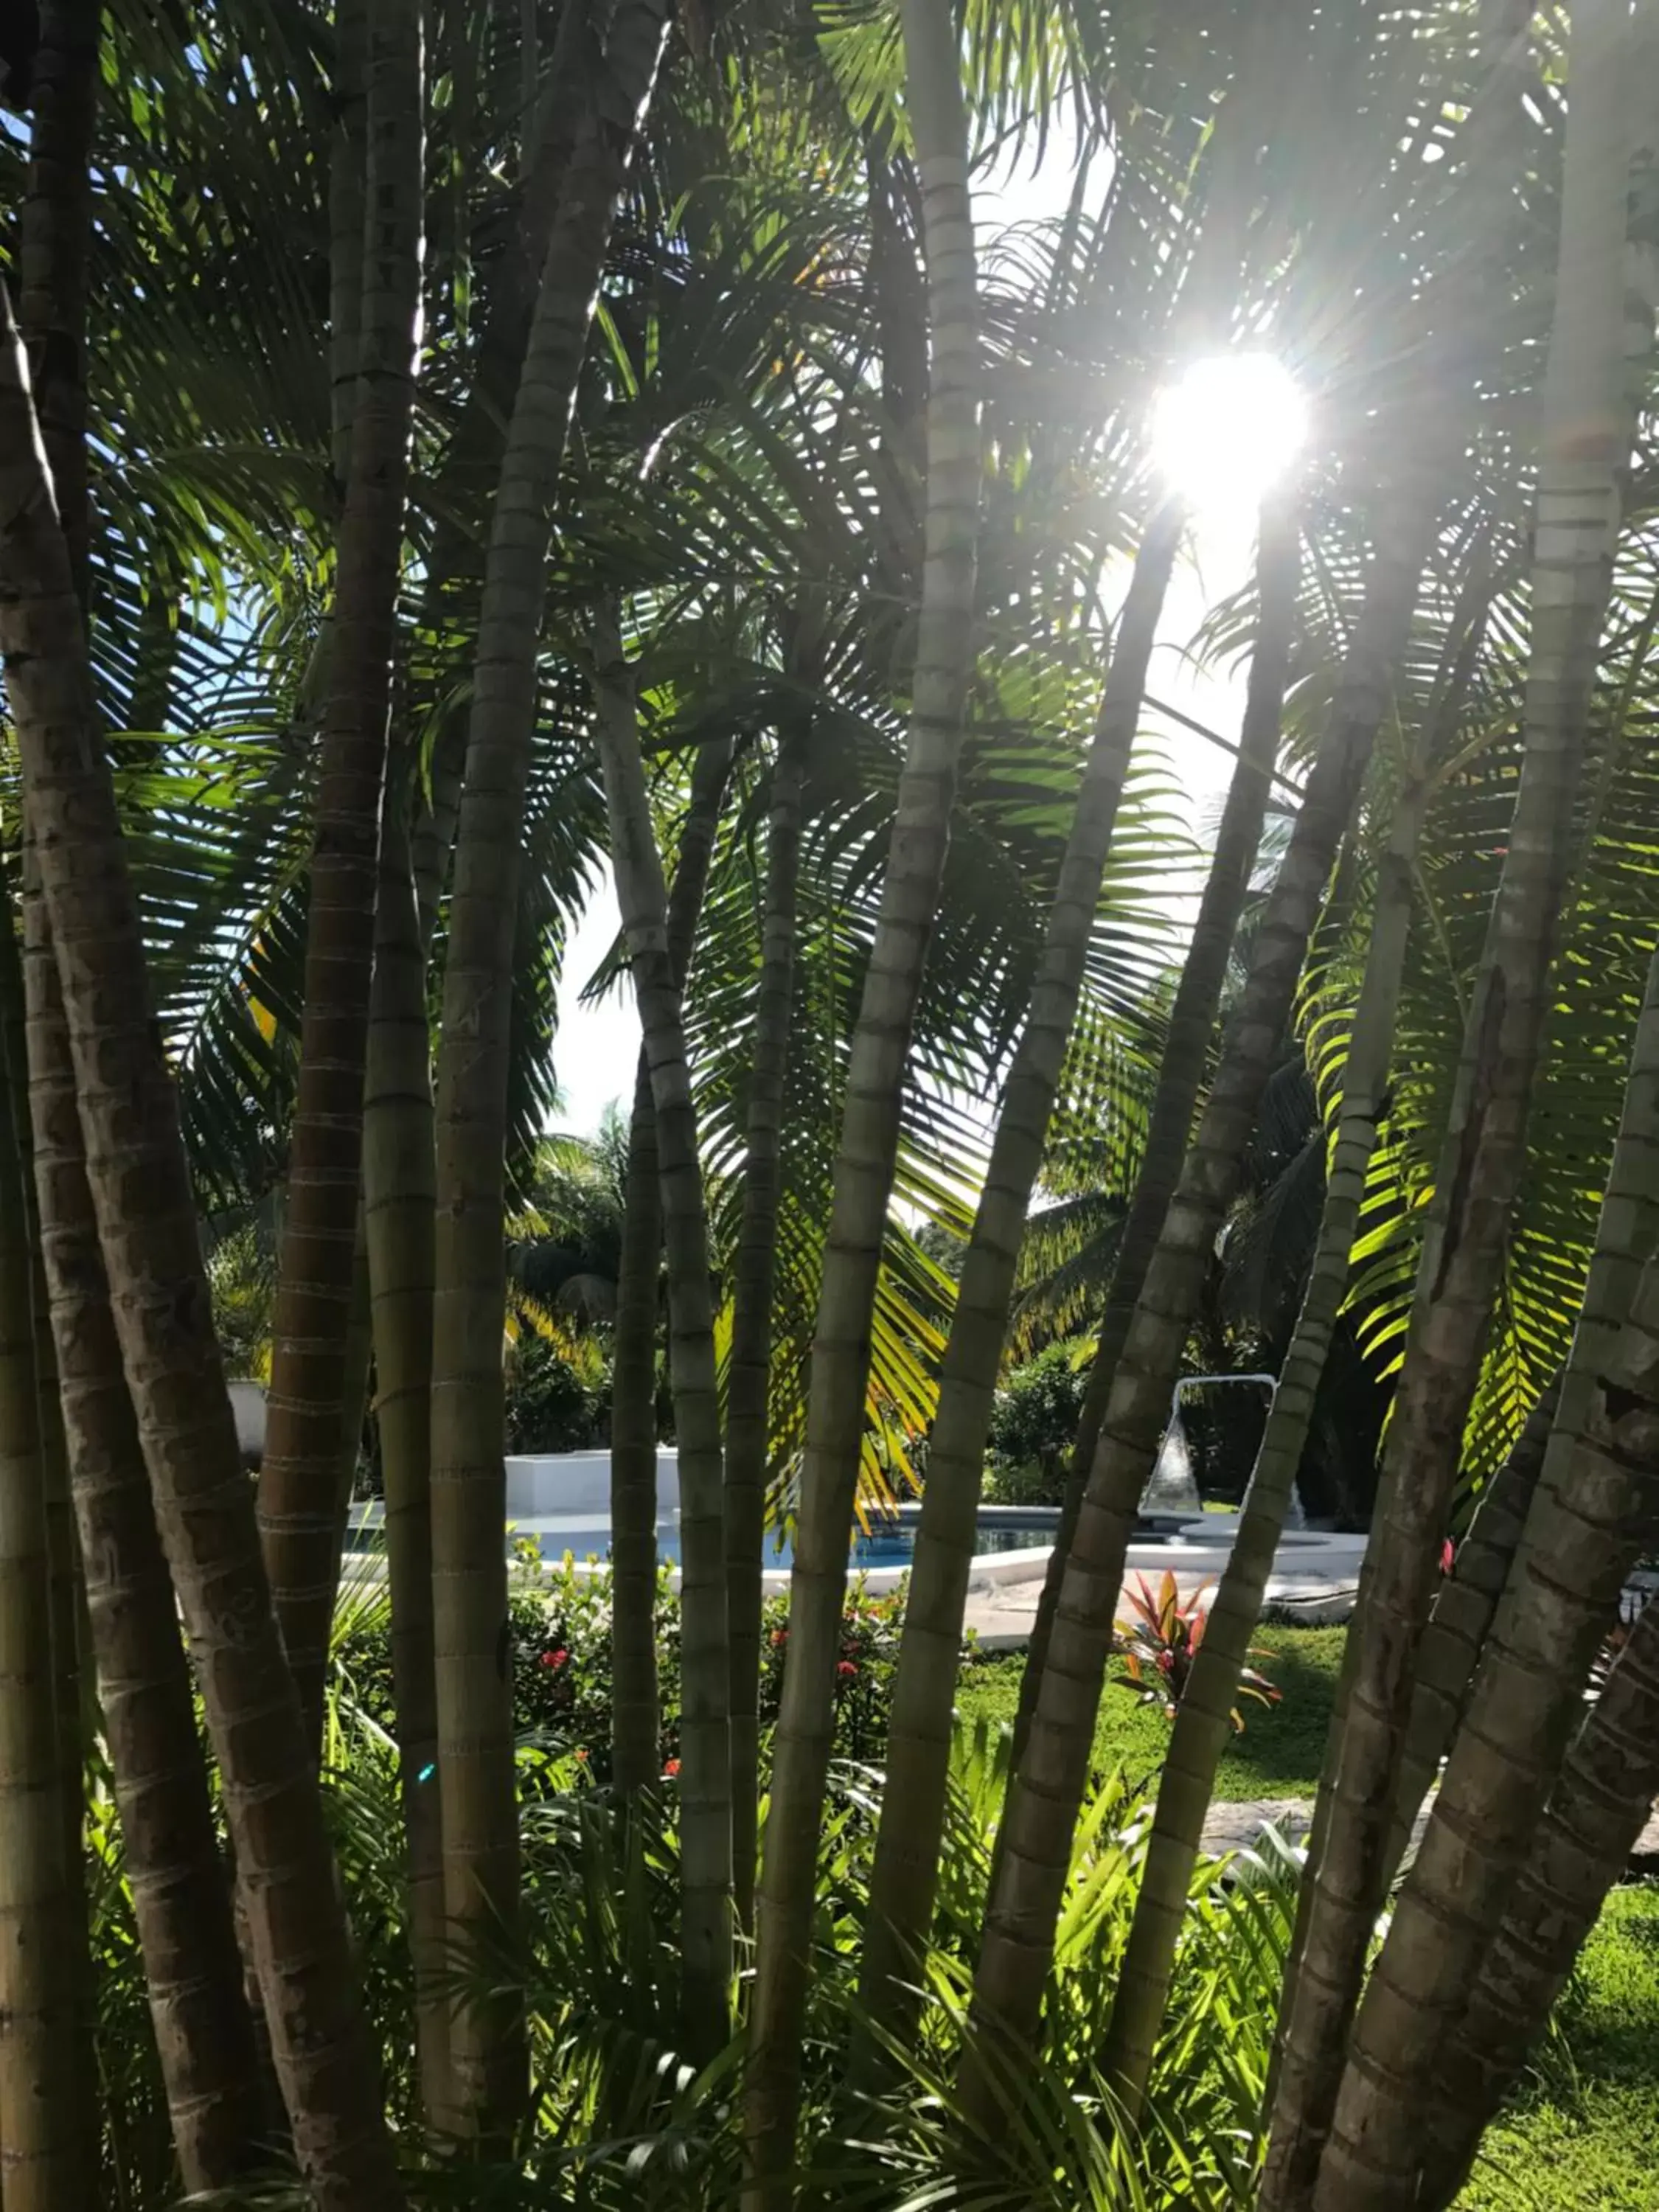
[984,1342,1091,1505]
[335,1552,911,1783]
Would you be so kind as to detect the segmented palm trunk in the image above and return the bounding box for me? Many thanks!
[611,733,734,1798]
[1316,937,1659,2209]
[16,0,96,602]
[727,735,804,1928]
[430,0,672,2133]
[970,487,1431,2063]
[1266,17,1649,2193]
[593,611,734,2056]
[610,1052,667,1792]
[744,3,978,2188]
[1101,773,1422,2115]
[260,0,424,1739]
[0,905,86,2212]
[1381,1371,1559,1878]
[0,296,406,2212]
[859,499,1216,2025]
[1005,497,1284,1799]
[18,866,266,2189]
[362,779,447,2113]
[1417,1550,1659,2211]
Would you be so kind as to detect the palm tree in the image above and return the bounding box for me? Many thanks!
[20,872,266,2188]
[1382,1369,1560,1878]
[258,0,423,1736]
[1265,8,1653,2191]
[1101,540,1503,2103]
[1102,763,1425,2114]
[363,768,446,2112]
[971,468,1435,2060]
[1418,1528,1659,2208]
[1319,975,1659,2192]
[0,893,86,2212]
[726,712,807,1927]
[591,600,734,2056]
[611,730,734,1797]
[0,289,406,2212]
[429,0,674,2133]
[745,0,981,2185]
[863,492,1297,2026]
[1007,497,1298,1776]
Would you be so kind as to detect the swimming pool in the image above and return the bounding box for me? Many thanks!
[344,1500,1063,1569]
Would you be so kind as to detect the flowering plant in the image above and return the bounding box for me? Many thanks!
[1110,1571,1279,1733]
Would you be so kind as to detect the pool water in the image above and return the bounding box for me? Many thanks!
[344,1503,1062,1569]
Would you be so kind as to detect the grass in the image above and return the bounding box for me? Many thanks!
[1456,1882,1659,2211]
[956,1621,1348,1801]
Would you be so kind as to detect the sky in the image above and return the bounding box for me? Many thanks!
[550,133,1267,1139]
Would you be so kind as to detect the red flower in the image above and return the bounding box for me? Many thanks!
[836,1659,858,1679]
[540,1648,569,1670]
[1440,1539,1455,1577]
[771,1627,787,1648]
[661,1758,681,1779]
[574,1747,588,1762]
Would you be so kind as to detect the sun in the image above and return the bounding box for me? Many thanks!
[1150,353,1307,513]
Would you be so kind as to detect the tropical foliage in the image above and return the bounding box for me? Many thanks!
[3,1,1659,2210]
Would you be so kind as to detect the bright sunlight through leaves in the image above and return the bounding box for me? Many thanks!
[1151,353,1307,512]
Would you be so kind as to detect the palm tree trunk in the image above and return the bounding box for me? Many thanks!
[17,868,267,2191]
[727,728,806,1930]
[16,0,96,602]
[592,605,734,2057]
[1101,769,1424,2115]
[611,1051,667,1791]
[260,0,424,1741]
[611,731,734,1797]
[1265,12,1649,2191]
[970,480,1433,2063]
[1315,928,1659,2212]
[362,773,448,2115]
[1001,491,1292,1829]
[1381,1370,1560,1878]
[743,3,978,2191]
[0,292,406,2212]
[429,0,672,2133]
[1417,1546,1659,2211]
[863,498,1284,2028]
[0,901,86,2212]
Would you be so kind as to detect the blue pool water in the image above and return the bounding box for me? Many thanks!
[344,1503,1062,1568]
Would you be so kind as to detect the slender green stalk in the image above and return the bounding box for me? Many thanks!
[429,0,672,2132]
[0,889,86,2212]
[727,727,806,1928]
[260,0,424,1738]
[363,772,447,2113]
[592,605,734,2058]
[743,2,979,2190]
[611,733,734,1797]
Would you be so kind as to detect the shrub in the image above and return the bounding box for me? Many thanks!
[984,1342,1090,1505]
[336,1553,915,1782]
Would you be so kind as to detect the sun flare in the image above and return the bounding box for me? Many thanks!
[1150,353,1307,513]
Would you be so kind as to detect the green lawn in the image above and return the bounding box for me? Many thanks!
[956,1621,1347,1800]
[1455,1882,1659,2211]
